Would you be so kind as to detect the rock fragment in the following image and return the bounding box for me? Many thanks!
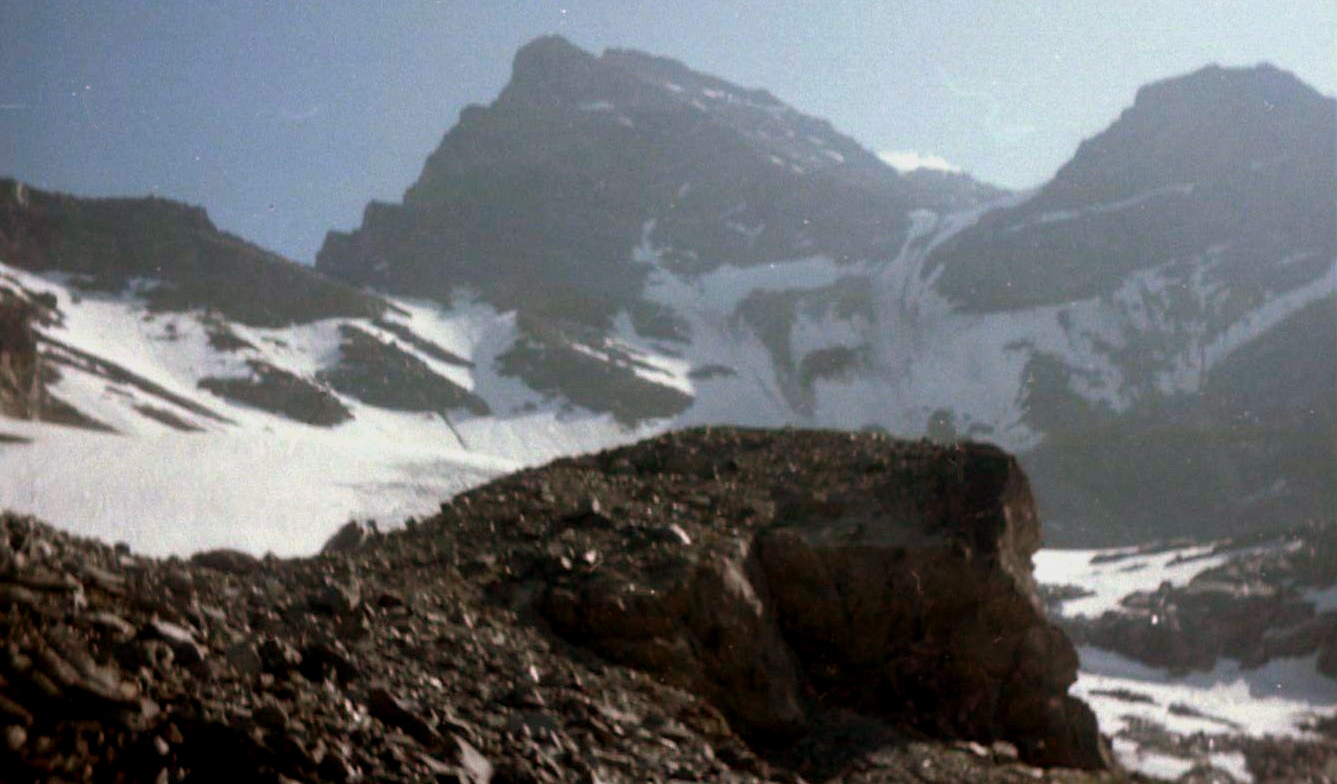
[190,548,262,574]
[368,685,441,746]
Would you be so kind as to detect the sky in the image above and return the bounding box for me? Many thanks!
[1,1,1333,263]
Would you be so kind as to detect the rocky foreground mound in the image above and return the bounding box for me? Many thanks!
[0,428,1130,783]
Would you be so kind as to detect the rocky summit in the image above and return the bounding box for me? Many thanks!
[0,428,1137,783]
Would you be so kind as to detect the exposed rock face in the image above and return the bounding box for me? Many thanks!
[199,360,353,427]
[0,278,121,431]
[524,429,1108,769]
[0,290,43,419]
[315,325,489,416]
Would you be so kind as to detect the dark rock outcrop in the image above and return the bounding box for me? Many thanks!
[1320,628,1337,679]
[199,360,353,427]
[0,279,119,431]
[0,289,43,419]
[317,324,489,416]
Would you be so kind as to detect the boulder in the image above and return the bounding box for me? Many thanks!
[321,520,374,554]
[532,429,1109,769]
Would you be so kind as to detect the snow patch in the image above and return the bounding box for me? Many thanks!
[877,150,961,173]
[1075,646,1337,739]
[1033,546,1231,619]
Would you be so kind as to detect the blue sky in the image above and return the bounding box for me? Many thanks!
[1,1,1332,263]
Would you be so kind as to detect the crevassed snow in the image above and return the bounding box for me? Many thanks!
[633,191,1110,448]
[867,194,1061,447]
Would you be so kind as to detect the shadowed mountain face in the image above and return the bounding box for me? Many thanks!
[0,179,385,328]
[929,64,1336,312]
[315,36,999,325]
[921,65,1337,544]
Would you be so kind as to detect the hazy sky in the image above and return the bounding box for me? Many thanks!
[2,1,1333,263]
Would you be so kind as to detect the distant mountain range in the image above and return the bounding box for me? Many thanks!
[1,37,1332,549]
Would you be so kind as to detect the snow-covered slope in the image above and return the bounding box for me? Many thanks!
[1036,533,1337,781]
[0,262,659,555]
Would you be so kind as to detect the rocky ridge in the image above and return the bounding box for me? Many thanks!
[0,178,384,329]
[0,428,1142,783]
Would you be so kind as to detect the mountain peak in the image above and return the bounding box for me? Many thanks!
[1132,62,1326,112]
[1028,62,1334,213]
[600,46,785,109]
[511,34,593,76]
